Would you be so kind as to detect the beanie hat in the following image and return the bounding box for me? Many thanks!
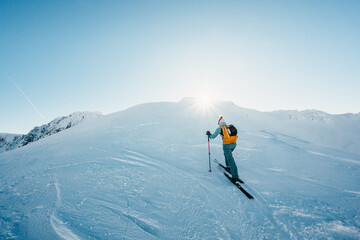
[218,116,225,125]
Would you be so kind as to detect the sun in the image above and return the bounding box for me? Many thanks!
[197,94,212,107]
[193,92,214,113]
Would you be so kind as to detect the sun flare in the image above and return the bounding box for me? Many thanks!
[193,92,215,113]
[197,94,212,107]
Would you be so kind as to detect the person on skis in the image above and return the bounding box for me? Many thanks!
[206,116,239,181]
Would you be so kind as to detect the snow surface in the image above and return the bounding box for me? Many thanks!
[0,98,359,239]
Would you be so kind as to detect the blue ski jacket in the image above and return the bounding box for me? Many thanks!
[209,122,227,140]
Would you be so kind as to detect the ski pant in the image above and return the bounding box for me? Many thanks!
[223,143,239,179]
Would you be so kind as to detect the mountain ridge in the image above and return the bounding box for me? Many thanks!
[0,111,102,153]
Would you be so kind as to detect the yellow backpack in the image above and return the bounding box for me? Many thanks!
[220,125,238,144]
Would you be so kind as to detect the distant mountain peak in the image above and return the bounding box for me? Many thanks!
[289,109,332,123]
[0,111,102,153]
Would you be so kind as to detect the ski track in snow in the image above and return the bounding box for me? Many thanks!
[195,183,232,239]
[326,221,360,237]
[244,131,273,139]
[344,190,360,197]
[266,168,284,172]
[54,178,61,207]
[137,122,160,128]
[50,177,81,240]
[176,168,234,239]
[235,179,296,239]
[91,198,161,239]
[265,167,360,198]
[94,147,252,239]
[212,163,294,239]
[89,146,162,168]
[237,132,360,239]
[110,157,147,167]
[307,151,360,165]
[50,214,81,240]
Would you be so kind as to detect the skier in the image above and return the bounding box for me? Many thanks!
[206,116,239,181]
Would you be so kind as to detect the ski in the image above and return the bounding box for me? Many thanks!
[223,172,254,199]
[213,159,253,199]
[214,159,244,183]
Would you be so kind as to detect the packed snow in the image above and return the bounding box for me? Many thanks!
[0,98,359,239]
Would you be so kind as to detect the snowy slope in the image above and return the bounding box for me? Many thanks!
[265,109,360,155]
[0,111,103,153]
[0,98,359,239]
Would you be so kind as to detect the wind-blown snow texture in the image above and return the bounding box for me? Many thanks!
[1,98,359,239]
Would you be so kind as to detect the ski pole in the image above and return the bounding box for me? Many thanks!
[208,136,212,172]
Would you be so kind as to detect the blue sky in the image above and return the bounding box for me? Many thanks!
[1,0,359,133]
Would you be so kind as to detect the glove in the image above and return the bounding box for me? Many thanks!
[206,131,211,136]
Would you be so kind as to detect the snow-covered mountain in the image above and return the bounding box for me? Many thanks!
[0,111,102,153]
[243,107,360,155]
[0,133,22,151]
[0,98,359,239]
